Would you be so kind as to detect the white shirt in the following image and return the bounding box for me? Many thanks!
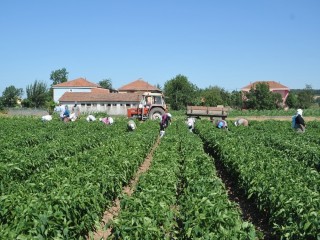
[108,117,114,125]
[86,115,96,122]
[42,115,52,121]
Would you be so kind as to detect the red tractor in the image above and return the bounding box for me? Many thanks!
[127,92,168,120]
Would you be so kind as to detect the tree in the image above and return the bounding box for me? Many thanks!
[0,97,4,111]
[26,80,49,108]
[285,92,299,109]
[200,86,225,106]
[296,84,314,109]
[245,82,279,110]
[230,90,244,109]
[163,74,198,110]
[98,78,112,89]
[1,85,23,107]
[50,68,68,85]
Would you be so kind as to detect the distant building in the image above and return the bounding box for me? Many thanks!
[52,78,103,102]
[241,81,290,106]
[54,77,162,115]
[118,78,161,94]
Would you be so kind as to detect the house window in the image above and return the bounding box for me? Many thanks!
[112,103,117,106]
[126,103,130,106]
[87,103,91,106]
[107,104,111,106]
[100,103,105,107]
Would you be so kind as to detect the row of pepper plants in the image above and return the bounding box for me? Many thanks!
[197,120,320,239]
[241,120,320,171]
[109,121,258,239]
[0,118,159,239]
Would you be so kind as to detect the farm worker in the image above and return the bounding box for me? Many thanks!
[216,119,228,130]
[69,113,77,122]
[234,118,249,127]
[292,109,306,133]
[100,116,114,125]
[62,105,70,122]
[58,104,65,121]
[86,115,96,122]
[41,115,52,122]
[187,117,196,132]
[72,103,81,119]
[127,120,137,131]
[108,116,114,125]
[159,113,172,138]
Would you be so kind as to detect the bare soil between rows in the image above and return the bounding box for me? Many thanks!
[87,137,160,240]
[87,119,306,239]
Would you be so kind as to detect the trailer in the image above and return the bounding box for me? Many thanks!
[186,105,228,120]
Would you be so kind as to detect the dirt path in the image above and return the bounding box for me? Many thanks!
[87,137,160,240]
[213,159,276,240]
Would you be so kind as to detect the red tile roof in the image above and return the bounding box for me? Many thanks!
[118,79,160,92]
[241,81,289,91]
[91,88,110,93]
[59,92,140,102]
[53,78,100,88]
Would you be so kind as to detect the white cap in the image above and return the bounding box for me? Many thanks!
[234,121,238,126]
[130,123,135,130]
[167,113,172,118]
[297,109,303,115]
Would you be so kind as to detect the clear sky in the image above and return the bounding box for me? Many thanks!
[1,0,319,96]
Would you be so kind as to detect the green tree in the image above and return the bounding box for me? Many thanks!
[1,85,23,107]
[230,90,244,109]
[50,68,68,85]
[26,80,49,108]
[200,86,225,106]
[245,82,278,110]
[163,74,198,110]
[297,84,314,109]
[0,97,4,111]
[285,92,299,108]
[98,78,112,89]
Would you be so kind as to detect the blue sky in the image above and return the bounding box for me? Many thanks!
[1,0,319,96]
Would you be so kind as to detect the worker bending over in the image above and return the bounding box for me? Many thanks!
[187,117,196,132]
[292,109,306,133]
[86,115,96,122]
[127,120,137,131]
[100,116,114,125]
[41,115,52,122]
[216,119,228,130]
[159,113,172,137]
[234,118,249,127]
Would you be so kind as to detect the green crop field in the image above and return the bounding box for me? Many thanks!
[0,116,319,239]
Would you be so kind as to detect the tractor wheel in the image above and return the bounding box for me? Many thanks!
[149,107,165,120]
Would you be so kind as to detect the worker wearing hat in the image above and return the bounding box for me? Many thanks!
[216,119,228,130]
[127,120,137,131]
[293,109,306,133]
[234,118,249,127]
[159,113,172,137]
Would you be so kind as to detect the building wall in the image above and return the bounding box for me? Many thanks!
[60,102,138,115]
